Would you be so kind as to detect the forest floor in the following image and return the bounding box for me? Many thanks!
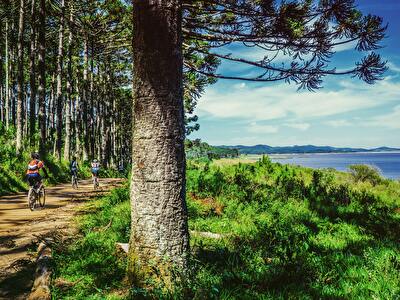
[0,178,123,300]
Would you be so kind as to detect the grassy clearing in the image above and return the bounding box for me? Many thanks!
[51,184,131,299]
[51,156,400,299]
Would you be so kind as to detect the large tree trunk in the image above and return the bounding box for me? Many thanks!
[29,0,36,146]
[63,3,73,161]
[55,0,65,160]
[128,0,189,283]
[16,0,25,154]
[38,0,46,155]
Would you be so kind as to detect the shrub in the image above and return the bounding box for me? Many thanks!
[349,164,383,186]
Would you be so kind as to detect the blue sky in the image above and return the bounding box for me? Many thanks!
[191,0,400,148]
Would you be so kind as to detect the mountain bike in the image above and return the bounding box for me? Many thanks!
[71,171,78,189]
[28,182,46,211]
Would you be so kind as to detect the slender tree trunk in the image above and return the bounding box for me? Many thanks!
[64,3,73,161]
[82,37,89,160]
[90,43,95,158]
[29,0,37,145]
[5,19,10,129]
[38,0,46,155]
[128,0,189,283]
[0,85,3,124]
[55,0,65,160]
[100,71,110,167]
[74,74,82,158]
[16,0,25,154]
[11,25,16,128]
[49,73,55,132]
[24,90,28,135]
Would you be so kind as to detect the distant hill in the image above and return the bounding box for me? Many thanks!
[218,144,400,155]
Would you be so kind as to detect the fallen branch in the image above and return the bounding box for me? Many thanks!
[116,242,129,254]
[190,230,225,239]
[115,230,225,256]
[27,242,52,300]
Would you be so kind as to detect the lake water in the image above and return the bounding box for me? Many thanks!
[269,152,400,180]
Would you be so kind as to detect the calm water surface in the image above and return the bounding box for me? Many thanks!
[269,152,400,180]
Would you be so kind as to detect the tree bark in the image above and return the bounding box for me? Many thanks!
[16,0,25,154]
[55,0,65,160]
[38,0,46,155]
[64,3,73,161]
[74,73,82,158]
[82,37,89,161]
[5,19,10,129]
[128,0,189,283]
[11,21,16,128]
[29,0,37,145]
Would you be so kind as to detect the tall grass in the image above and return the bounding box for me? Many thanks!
[51,156,400,299]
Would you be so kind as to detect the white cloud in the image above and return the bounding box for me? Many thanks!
[387,62,400,73]
[233,82,247,89]
[248,122,279,134]
[333,39,358,52]
[197,78,400,122]
[284,123,310,131]
[325,120,352,127]
[368,106,400,129]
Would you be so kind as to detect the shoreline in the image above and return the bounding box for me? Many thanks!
[245,151,400,157]
[223,152,400,180]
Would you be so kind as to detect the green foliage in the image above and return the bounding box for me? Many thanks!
[51,158,400,299]
[0,126,126,195]
[52,184,131,300]
[0,125,70,194]
[186,139,239,160]
[349,164,383,186]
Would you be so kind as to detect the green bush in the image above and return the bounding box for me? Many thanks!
[349,164,383,186]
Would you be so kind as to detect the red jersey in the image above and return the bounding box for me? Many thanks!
[26,159,44,175]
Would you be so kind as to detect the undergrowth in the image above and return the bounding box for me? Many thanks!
[51,156,400,299]
[0,125,126,195]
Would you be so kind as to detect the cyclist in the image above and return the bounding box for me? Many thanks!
[91,159,100,184]
[70,156,79,178]
[70,156,79,187]
[26,152,48,188]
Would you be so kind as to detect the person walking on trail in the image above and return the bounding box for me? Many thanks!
[91,159,100,181]
[26,152,48,187]
[70,156,79,178]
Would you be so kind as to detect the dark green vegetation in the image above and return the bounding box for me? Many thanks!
[51,157,400,299]
[221,144,400,155]
[186,139,239,160]
[0,125,123,195]
[349,164,384,186]
[0,125,69,195]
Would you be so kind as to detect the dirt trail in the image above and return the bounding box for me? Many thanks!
[0,178,123,299]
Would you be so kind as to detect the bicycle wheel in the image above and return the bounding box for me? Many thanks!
[28,188,36,211]
[38,186,46,208]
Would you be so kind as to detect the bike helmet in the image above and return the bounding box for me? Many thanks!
[31,152,40,160]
